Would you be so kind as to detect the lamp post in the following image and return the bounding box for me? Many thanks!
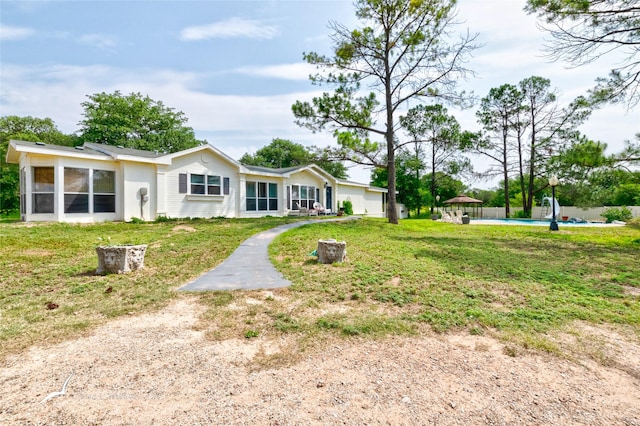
[549,175,559,231]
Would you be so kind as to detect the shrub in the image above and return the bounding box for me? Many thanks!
[343,200,353,215]
[601,206,633,223]
[513,210,530,219]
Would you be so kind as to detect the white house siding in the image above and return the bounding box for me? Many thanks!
[336,184,365,215]
[364,189,386,218]
[122,161,156,221]
[334,183,386,217]
[8,141,389,223]
[162,150,239,219]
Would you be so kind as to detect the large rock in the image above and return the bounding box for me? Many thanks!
[317,239,347,264]
[96,244,147,274]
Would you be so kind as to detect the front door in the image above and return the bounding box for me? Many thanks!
[326,186,333,211]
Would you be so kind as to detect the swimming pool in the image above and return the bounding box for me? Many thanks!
[470,218,621,227]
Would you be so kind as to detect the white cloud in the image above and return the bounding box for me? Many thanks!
[78,33,117,50]
[0,24,35,40]
[0,63,323,150]
[235,62,315,81]
[180,17,279,41]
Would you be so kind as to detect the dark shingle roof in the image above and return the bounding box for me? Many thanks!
[242,164,307,174]
[84,142,166,159]
[7,140,169,164]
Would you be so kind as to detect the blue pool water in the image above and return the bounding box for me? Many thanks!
[472,218,614,226]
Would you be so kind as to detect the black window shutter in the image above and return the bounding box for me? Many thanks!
[179,173,187,193]
[223,177,230,195]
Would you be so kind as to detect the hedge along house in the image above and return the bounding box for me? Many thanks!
[6,140,388,223]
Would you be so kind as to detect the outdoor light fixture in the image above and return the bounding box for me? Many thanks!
[549,175,559,231]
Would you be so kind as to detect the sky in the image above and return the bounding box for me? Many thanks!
[1,0,638,188]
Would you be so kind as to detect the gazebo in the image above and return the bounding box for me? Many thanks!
[443,194,484,219]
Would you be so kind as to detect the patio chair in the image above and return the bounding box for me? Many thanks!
[313,202,328,215]
[441,212,454,223]
[291,202,308,217]
[454,210,463,224]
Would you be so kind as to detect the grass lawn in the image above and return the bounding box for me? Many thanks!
[1,217,639,363]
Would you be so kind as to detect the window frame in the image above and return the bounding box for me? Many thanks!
[93,169,116,213]
[32,166,117,215]
[180,173,230,196]
[63,167,90,213]
[246,181,278,212]
[32,167,55,214]
[290,184,316,210]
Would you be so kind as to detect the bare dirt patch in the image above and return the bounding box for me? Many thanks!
[623,285,640,297]
[1,296,638,425]
[171,225,197,233]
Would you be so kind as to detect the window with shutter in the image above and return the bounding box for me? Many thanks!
[179,174,187,193]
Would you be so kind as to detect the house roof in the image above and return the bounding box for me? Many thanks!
[243,164,304,174]
[6,140,112,163]
[84,142,167,160]
[6,140,173,165]
[242,164,385,192]
[6,140,387,193]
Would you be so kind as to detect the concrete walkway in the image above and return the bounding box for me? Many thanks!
[179,217,357,292]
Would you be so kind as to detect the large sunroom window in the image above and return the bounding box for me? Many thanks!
[64,167,89,213]
[290,184,316,209]
[93,170,115,213]
[246,181,278,211]
[32,167,54,213]
[32,167,116,214]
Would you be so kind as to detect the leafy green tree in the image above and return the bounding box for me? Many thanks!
[292,0,479,224]
[240,138,309,168]
[0,116,74,215]
[610,135,640,165]
[518,76,590,216]
[613,183,640,206]
[371,151,426,217]
[240,138,348,179]
[548,136,607,205]
[79,91,204,153]
[473,84,524,217]
[474,77,590,217]
[428,172,466,208]
[526,0,640,108]
[549,135,640,206]
[468,188,500,207]
[400,104,472,214]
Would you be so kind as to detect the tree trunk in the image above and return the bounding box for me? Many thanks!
[387,148,398,224]
[502,127,511,218]
[385,61,398,224]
